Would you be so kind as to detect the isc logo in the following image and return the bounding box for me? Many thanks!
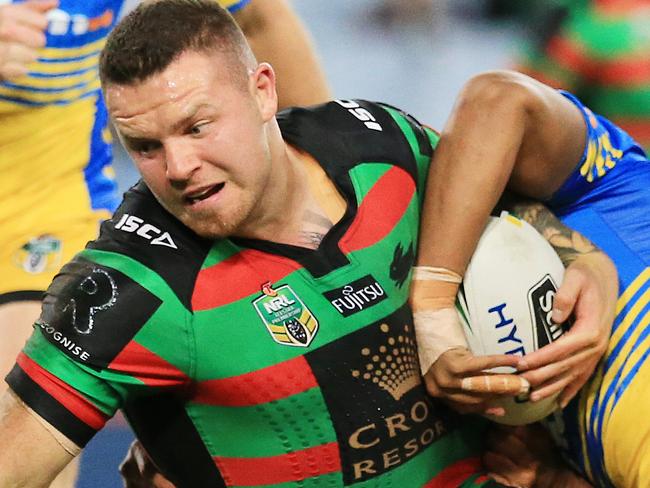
[114,214,177,249]
[334,100,383,131]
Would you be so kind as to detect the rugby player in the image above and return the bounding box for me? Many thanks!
[0,1,615,487]
[417,70,648,486]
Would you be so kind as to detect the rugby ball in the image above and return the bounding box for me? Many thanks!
[456,212,567,425]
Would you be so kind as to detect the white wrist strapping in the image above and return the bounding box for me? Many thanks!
[411,266,467,374]
[413,308,468,374]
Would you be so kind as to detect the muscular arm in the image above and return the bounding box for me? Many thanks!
[418,70,586,273]
[232,0,331,109]
[0,389,75,488]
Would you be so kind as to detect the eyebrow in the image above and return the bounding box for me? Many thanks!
[169,102,215,133]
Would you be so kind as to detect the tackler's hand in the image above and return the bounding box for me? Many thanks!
[0,0,57,80]
[517,251,617,408]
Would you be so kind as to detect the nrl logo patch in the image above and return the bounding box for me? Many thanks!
[253,282,319,347]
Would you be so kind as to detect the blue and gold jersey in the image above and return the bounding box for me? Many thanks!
[547,93,650,487]
[0,0,249,299]
[0,0,127,225]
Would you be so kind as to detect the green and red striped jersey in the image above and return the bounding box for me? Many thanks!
[518,0,650,152]
[6,101,501,488]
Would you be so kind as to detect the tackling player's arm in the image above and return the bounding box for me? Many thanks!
[414,70,617,409]
[231,0,330,109]
[0,390,76,487]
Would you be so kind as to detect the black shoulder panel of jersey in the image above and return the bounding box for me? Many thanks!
[38,256,162,370]
[277,99,422,183]
[87,181,212,311]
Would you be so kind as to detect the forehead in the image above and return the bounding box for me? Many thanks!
[104,50,239,121]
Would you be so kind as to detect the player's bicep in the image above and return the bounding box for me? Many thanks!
[507,75,587,198]
[0,389,75,487]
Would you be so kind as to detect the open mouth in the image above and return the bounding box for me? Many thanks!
[186,182,225,205]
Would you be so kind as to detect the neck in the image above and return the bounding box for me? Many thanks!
[236,125,334,248]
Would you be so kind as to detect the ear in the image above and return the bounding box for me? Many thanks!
[249,62,278,122]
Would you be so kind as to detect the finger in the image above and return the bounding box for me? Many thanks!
[0,3,53,34]
[454,352,521,375]
[558,370,590,408]
[517,327,599,372]
[0,20,47,48]
[528,372,576,403]
[551,266,583,324]
[461,373,530,396]
[522,344,598,389]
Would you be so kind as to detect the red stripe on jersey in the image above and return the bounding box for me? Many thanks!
[192,356,317,406]
[192,250,302,311]
[340,166,415,253]
[16,353,108,430]
[547,36,596,78]
[423,456,484,487]
[214,442,341,486]
[599,58,650,86]
[109,341,189,388]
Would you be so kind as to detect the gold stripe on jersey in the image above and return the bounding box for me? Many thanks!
[0,78,100,104]
[6,68,98,91]
[27,54,100,76]
[38,38,106,60]
[579,267,650,484]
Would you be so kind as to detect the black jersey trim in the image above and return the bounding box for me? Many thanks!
[0,290,44,306]
[88,181,212,312]
[6,364,97,447]
[123,394,227,488]
[235,100,419,278]
[378,102,434,159]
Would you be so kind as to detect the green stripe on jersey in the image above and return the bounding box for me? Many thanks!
[24,331,123,415]
[189,387,336,458]
[233,472,342,488]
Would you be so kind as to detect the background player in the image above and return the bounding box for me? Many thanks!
[0,1,329,486]
[417,69,649,487]
[516,0,650,153]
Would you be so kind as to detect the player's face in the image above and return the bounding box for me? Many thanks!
[105,50,278,238]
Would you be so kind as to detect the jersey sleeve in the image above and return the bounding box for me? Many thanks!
[547,91,648,209]
[5,250,193,448]
[216,0,250,13]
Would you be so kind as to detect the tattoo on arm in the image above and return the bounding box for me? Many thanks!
[506,199,598,267]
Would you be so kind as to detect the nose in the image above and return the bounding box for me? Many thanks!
[164,139,201,183]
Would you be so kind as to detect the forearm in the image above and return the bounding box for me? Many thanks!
[503,197,599,267]
[233,0,330,109]
[0,390,75,488]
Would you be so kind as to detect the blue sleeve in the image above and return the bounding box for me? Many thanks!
[547,91,648,208]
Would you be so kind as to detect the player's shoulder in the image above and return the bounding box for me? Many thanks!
[86,180,212,307]
[277,100,434,180]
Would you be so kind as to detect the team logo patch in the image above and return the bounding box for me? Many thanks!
[13,234,62,274]
[253,282,319,347]
[389,242,414,288]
